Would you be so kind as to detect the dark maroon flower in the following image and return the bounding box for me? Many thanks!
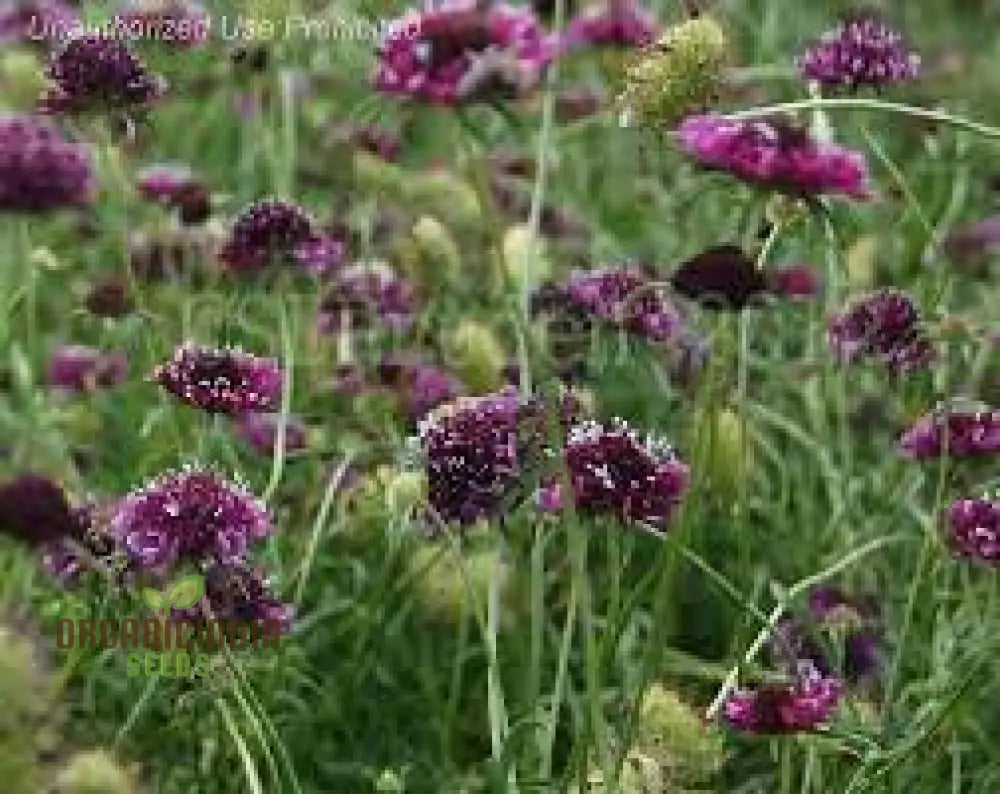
[563,0,657,50]
[85,278,132,318]
[175,183,211,225]
[677,115,870,199]
[47,345,127,392]
[797,14,920,90]
[152,343,282,415]
[0,474,85,546]
[235,413,307,457]
[0,0,77,46]
[565,266,684,342]
[947,496,1000,565]
[899,404,1000,460]
[219,198,342,274]
[542,419,688,526]
[827,289,934,373]
[0,113,95,212]
[111,466,272,571]
[175,562,293,631]
[318,262,417,334]
[723,662,842,734]
[670,245,766,310]
[40,34,165,113]
[766,262,822,299]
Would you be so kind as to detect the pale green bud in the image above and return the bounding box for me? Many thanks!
[54,750,138,794]
[502,223,551,292]
[411,215,462,284]
[447,320,506,394]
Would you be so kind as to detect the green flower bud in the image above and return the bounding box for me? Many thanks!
[502,223,551,292]
[403,171,482,232]
[54,749,138,794]
[0,49,46,111]
[618,17,727,130]
[353,151,407,196]
[447,319,506,394]
[379,466,427,514]
[411,215,462,284]
[845,234,878,290]
[410,542,507,625]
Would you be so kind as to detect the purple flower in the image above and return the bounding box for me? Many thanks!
[565,267,684,342]
[723,663,842,734]
[219,198,341,274]
[136,163,198,203]
[765,262,822,300]
[552,419,689,526]
[85,278,132,318]
[827,289,934,373]
[947,497,1000,565]
[235,413,307,457]
[152,343,282,415]
[797,14,920,90]
[0,474,85,546]
[172,563,293,632]
[40,34,166,113]
[374,0,555,105]
[318,262,418,334]
[677,115,870,199]
[47,345,127,392]
[380,353,462,422]
[0,114,95,212]
[114,0,210,48]
[899,405,1000,460]
[111,466,273,571]
[563,0,657,49]
[0,0,78,46]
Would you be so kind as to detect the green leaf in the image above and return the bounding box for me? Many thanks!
[167,573,205,610]
[142,587,167,613]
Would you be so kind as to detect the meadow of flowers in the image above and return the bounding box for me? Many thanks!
[1,0,999,791]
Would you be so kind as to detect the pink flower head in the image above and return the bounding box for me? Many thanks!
[318,261,418,334]
[374,0,555,104]
[677,114,870,199]
[0,0,78,47]
[136,163,199,203]
[566,266,684,342]
[48,345,127,392]
[152,343,282,415]
[899,404,1000,460]
[827,289,934,373]
[947,497,1000,565]
[723,662,842,734]
[563,0,657,50]
[114,0,210,48]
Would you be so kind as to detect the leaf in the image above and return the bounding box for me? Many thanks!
[142,587,167,613]
[167,573,205,611]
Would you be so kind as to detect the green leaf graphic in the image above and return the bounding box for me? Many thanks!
[142,587,167,613]
[167,573,205,611]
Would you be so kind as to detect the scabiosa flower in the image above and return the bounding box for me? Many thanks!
[765,262,822,300]
[0,474,85,546]
[564,266,684,342]
[152,343,282,415]
[563,0,657,50]
[40,34,166,113]
[114,0,210,48]
[0,0,78,46]
[947,496,1000,565]
[677,115,870,199]
[41,499,127,585]
[136,162,198,203]
[723,662,842,734]
[219,198,343,275]
[85,278,132,318]
[111,466,272,571]
[797,14,919,91]
[827,289,934,373]
[669,245,767,310]
[176,563,293,631]
[379,353,462,422]
[0,113,94,211]
[898,403,1000,460]
[542,419,688,526]
[234,412,307,457]
[47,345,127,392]
[374,0,555,105]
[318,261,418,334]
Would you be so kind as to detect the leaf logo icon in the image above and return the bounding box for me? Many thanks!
[141,587,167,613]
[141,574,205,616]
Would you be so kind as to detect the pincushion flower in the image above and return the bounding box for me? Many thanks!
[723,662,842,734]
[219,198,344,274]
[947,496,1000,565]
[0,474,86,547]
[899,404,1000,460]
[136,163,199,203]
[235,413,308,457]
[828,289,934,373]
[539,419,688,526]
[47,345,127,392]
[669,245,767,311]
[379,353,462,422]
[0,113,94,211]
[677,115,870,199]
[111,466,272,571]
[174,563,293,631]
[318,261,417,334]
[797,14,919,91]
[40,33,166,113]
[563,0,656,50]
[152,343,282,415]
[374,0,555,104]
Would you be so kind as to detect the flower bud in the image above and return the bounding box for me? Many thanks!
[0,49,46,110]
[411,215,462,284]
[403,170,482,232]
[502,223,552,292]
[410,543,508,625]
[54,749,138,794]
[447,320,507,393]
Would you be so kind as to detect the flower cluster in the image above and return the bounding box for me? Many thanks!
[318,262,418,334]
[0,113,95,212]
[47,345,128,392]
[0,0,77,46]
[563,0,656,50]
[899,404,1000,460]
[152,343,282,415]
[828,289,935,373]
[219,198,343,274]
[175,562,293,631]
[677,115,870,199]
[797,14,920,90]
[947,496,1000,565]
[374,0,555,104]
[723,662,842,734]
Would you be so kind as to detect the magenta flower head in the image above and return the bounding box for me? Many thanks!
[111,466,273,572]
[136,163,198,203]
[797,14,919,91]
[544,419,688,526]
[899,403,1000,460]
[235,413,307,457]
[379,353,462,422]
[723,662,842,734]
[152,343,282,415]
[563,0,657,49]
[827,289,934,373]
[40,34,166,113]
[176,563,293,631]
[566,266,684,342]
[47,345,127,392]
[677,115,870,199]
[0,114,95,212]
[0,473,86,547]
[318,262,418,334]
[0,0,78,47]
[114,0,210,48]
[219,198,343,275]
[374,0,555,104]
[947,496,1000,565]
[765,262,822,300]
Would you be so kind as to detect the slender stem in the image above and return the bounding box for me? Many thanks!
[721,99,1000,143]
